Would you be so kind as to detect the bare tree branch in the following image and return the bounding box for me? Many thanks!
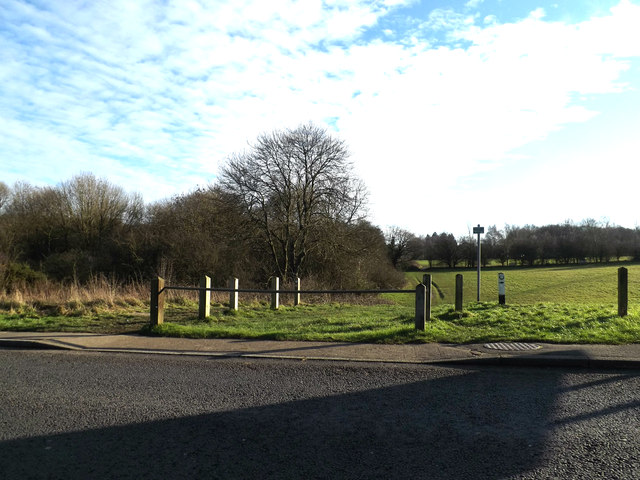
[220,123,367,281]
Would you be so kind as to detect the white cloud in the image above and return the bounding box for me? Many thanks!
[529,8,546,20]
[465,0,484,8]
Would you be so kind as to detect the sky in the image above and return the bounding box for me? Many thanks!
[1,0,639,238]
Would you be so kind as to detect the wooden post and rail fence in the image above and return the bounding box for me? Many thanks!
[150,267,632,329]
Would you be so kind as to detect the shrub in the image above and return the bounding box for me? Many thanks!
[1,261,47,293]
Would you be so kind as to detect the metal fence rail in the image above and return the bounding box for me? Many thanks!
[161,286,415,295]
[149,267,633,332]
[150,275,432,331]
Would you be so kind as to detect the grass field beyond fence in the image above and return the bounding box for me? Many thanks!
[1,264,639,344]
[404,264,640,306]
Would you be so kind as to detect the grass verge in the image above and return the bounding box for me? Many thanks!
[138,302,640,344]
[2,262,640,344]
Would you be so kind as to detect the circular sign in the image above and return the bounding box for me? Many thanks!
[498,273,505,280]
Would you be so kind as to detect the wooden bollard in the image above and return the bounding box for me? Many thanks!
[422,274,432,321]
[294,277,301,306]
[198,275,211,320]
[455,274,463,312]
[415,283,427,331]
[150,277,165,325]
[229,278,239,311]
[270,277,280,310]
[618,267,628,317]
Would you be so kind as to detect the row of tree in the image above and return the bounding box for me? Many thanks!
[0,124,404,291]
[386,222,640,269]
[2,123,638,293]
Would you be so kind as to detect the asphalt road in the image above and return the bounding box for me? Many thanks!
[1,350,639,479]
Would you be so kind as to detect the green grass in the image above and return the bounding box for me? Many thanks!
[142,302,640,344]
[405,264,640,305]
[2,263,640,344]
[0,310,149,334]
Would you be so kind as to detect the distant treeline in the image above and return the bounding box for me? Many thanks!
[386,222,640,269]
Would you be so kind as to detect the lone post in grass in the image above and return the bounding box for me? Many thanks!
[618,267,628,317]
[455,274,463,312]
[415,282,427,331]
[229,277,239,311]
[498,272,506,305]
[150,276,165,326]
[270,277,280,310]
[198,275,211,320]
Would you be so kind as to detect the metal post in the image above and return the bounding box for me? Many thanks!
[473,224,484,302]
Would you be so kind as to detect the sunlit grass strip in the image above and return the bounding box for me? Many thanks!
[144,302,640,345]
[3,262,640,344]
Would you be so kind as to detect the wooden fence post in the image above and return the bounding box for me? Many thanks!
[415,283,427,331]
[455,274,463,312]
[229,277,239,311]
[150,276,165,326]
[198,275,211,320]
[618,267,628,317]
[270,277,280,310]
[294,277,301,306]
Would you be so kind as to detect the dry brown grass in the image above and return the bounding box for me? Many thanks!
[0,274,149,316]
[0,274,395,319]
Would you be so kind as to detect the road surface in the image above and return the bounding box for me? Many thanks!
[1,350,639,479]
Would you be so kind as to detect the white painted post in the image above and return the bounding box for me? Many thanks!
[498,272,506,305]
[270,277,280,310]
[229,277,239,311]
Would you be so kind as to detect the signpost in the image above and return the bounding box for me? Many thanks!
[473,224,484,302]
[498,272,505,305]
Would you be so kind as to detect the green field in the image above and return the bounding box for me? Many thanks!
[149,263,640,343]
[405,264,640,306]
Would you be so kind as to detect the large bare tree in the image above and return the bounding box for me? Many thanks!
[220,123,367,281]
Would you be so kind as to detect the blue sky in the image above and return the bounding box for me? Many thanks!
[1,0,639,237]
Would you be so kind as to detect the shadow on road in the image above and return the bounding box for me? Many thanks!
[1,359,638,479]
